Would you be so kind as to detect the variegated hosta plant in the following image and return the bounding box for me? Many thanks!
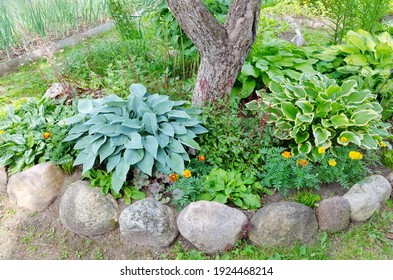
[246,73,391,160]
[62,84,207,193]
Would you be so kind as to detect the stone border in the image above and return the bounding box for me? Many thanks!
[0,21,115,78]
[2,164,393,256]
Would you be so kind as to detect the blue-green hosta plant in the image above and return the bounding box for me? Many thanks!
[246,73,391,160]
[62,84,207,193]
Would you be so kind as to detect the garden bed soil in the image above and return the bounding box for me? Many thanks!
[0,164,392,260]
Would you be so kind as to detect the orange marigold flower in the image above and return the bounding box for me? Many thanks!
[198,155,205,162]
[169,173,178,182]
[183,169,192,178]
[318,147,326,154]
[282,151,291,159]
[43,132,51,139]
[328,159,337,167]
[340,136,348,143]
[349,151,363,160]
[296,159,308,167]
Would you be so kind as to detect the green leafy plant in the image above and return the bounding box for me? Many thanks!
[259,145,372,194]
[0,97,76,174]
[314,30,393,120]
[83,168,146,205]
[199,99,279,176]
[63,84,207,194]
[233,32,319,100]
[382,148,393,170]
[246,72,391,160]
[198,168,272,210]
[296,190,321,208]
[166,176,206,211]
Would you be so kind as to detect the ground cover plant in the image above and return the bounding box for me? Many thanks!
[0,0,392,261]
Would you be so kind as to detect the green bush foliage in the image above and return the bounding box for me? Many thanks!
[246,72,391,159]
[0,98,76,174]
[197,168,272,210]
[259,146,372,194]
[314,30,393,119]
[63,84,207,193]
[199,99,280,176]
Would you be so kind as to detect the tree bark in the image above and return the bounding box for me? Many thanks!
[166,0,261,106]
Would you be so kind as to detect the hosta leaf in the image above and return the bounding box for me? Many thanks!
[122,119,144,129]
[157,132,170,148]
[242,193,261,209]
[337,131,362,146]
[147,94,170,108]
[171,122,187,135]
[168,110,190,119]
[188,124,208,134]
[77,99,94,114]
[114,157,130,181]
[98,140,116,163]
[101,94,125,106]
[129,84,147,98]
[159,123,175,137]
[281,102,299,121]
[298,141,312,154]
[295,131,309,143]
[241,63,260,78]
[82,152,96,174]
[143,112,158,135]
[167,139,187,154]
[62,132,84,142]
[153,100,174,115]
[344,54,368,66]
[124,132,143,149]
[295,100,313,114]
[111,172,124,194]
[361,134,379,149]
[137,152,154,176]
[142,135,159,158]
[124,149,144,165]
[167,153,185,174]
[68,124,92,134]
[179,136,200,150]
[92,136,107,154]
[106,153,121,172]
[351,110,380,126]
[62,114,85,125]
[330,114,350,128]
[313,126,331,146]
[347,90,373,104]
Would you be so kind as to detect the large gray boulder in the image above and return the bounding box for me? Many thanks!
[316,196,350,233]
[7,162,64,211]
[119,198,178,248]
[0,167,7,194]
[59,180,119,237]
[343,175,392,222]
[177,201,248,254]
[249,202,318,247]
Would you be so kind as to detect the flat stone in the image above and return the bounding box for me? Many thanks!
[59,180,119,237]
[343,175,392,221]
[177,201,248,254]
[316,196,350,232]
[119,198,178,248]
[249,202,318,247]
[0,166,7,194]
[7,162,64,211]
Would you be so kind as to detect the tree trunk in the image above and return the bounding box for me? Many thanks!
[166,0,261,106]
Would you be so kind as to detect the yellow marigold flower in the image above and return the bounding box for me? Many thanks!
[340,136,348,143]
[198,155,205,162]
[43,132,51,139]
[296,159,308,167]
[380,141,387,147]
[183,169,192,178]
[328,159,337,167]
[318,147,326,154]
[349,151,363,160]
[0,130,4,134]
[169,173,178,183]
[282,151,291,158]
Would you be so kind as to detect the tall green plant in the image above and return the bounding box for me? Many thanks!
[63,84,207,193]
